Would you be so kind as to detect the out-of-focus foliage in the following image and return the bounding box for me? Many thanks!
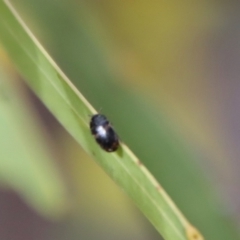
[0,50,68,217]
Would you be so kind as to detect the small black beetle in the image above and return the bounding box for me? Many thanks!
[90,114,119,152]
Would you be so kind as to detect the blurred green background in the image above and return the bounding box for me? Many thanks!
[1,0,240,239]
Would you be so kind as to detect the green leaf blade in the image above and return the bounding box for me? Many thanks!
[0,1,204,239]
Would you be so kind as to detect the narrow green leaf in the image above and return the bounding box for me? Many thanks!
[0,1,204,239]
